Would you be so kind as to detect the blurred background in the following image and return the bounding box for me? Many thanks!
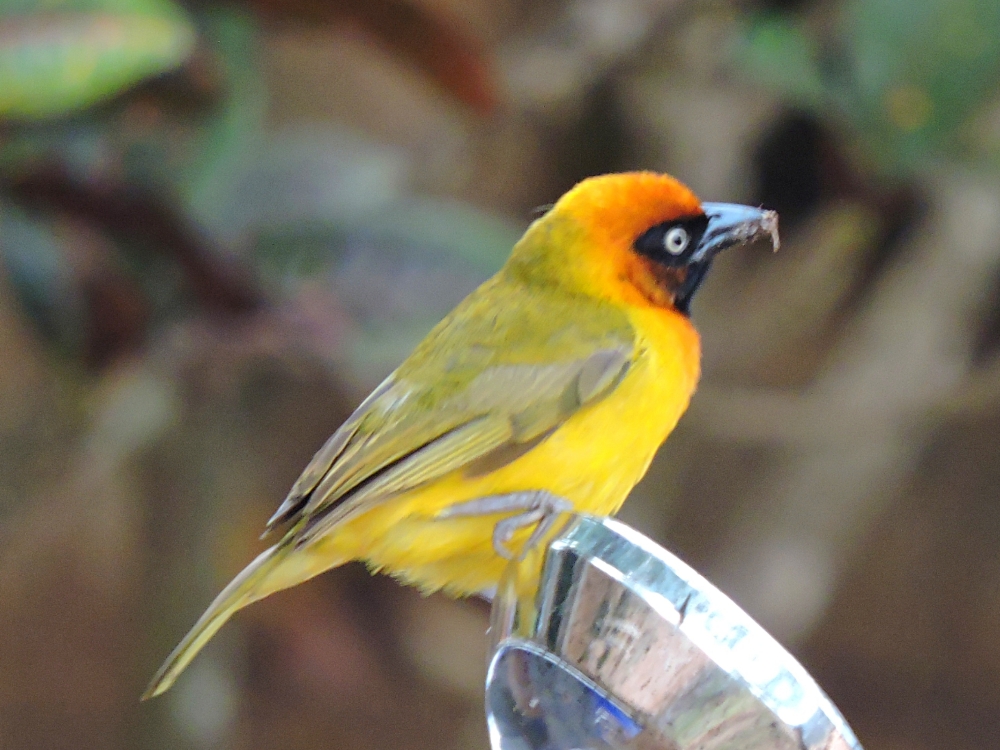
[2,0,1000,748]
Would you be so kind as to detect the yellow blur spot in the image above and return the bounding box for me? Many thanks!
[886,85,932,132]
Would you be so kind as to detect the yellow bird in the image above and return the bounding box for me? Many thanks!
[143,171,778,699]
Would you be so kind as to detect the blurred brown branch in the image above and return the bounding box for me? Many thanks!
[249,0,499,114]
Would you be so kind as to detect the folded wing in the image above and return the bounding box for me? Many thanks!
[266,285,635,545]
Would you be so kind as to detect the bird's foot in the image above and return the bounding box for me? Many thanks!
[436,491,573,560]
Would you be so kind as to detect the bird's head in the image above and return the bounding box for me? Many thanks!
[508,172,779,314]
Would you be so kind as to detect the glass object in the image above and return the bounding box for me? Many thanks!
[486,514,863,750]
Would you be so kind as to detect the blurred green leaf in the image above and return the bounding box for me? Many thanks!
[844,0,1000,167]
[741,0,1000,174]
[189,126,410,244]
[254,198,519,284]
[0,202,86,352]
[0,7,246,201]
[1,0,187,15]
[0,6,195,119]
[741,16,825,109]
[176,8,268,231]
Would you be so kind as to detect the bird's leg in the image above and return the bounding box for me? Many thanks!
[436,491,573,560]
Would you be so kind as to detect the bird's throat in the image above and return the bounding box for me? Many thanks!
[672,261,712,315]
[629,257,709,314]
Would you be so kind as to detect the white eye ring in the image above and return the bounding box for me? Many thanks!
[663,226,690,256]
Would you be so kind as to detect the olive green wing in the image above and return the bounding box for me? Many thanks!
[266,283,635,545]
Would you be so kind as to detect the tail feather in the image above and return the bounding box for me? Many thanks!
[142,545,287,701]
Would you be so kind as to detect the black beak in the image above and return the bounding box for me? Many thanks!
[694,203,780,262]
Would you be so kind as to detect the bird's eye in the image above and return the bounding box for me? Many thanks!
[663,226,690,255]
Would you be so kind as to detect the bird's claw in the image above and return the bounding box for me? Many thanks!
[437,491,573,560]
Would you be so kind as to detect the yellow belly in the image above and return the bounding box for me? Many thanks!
[316,307,700,596]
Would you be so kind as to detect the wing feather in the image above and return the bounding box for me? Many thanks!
[266,375,398,530]
[298,415,514,542]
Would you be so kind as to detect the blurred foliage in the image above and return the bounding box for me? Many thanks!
[0,0,512,372]
[741,0,1000,174]
[0,0,195,118]
[252,197,518,383]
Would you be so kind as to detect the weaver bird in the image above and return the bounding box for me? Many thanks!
[143,171,778,699]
